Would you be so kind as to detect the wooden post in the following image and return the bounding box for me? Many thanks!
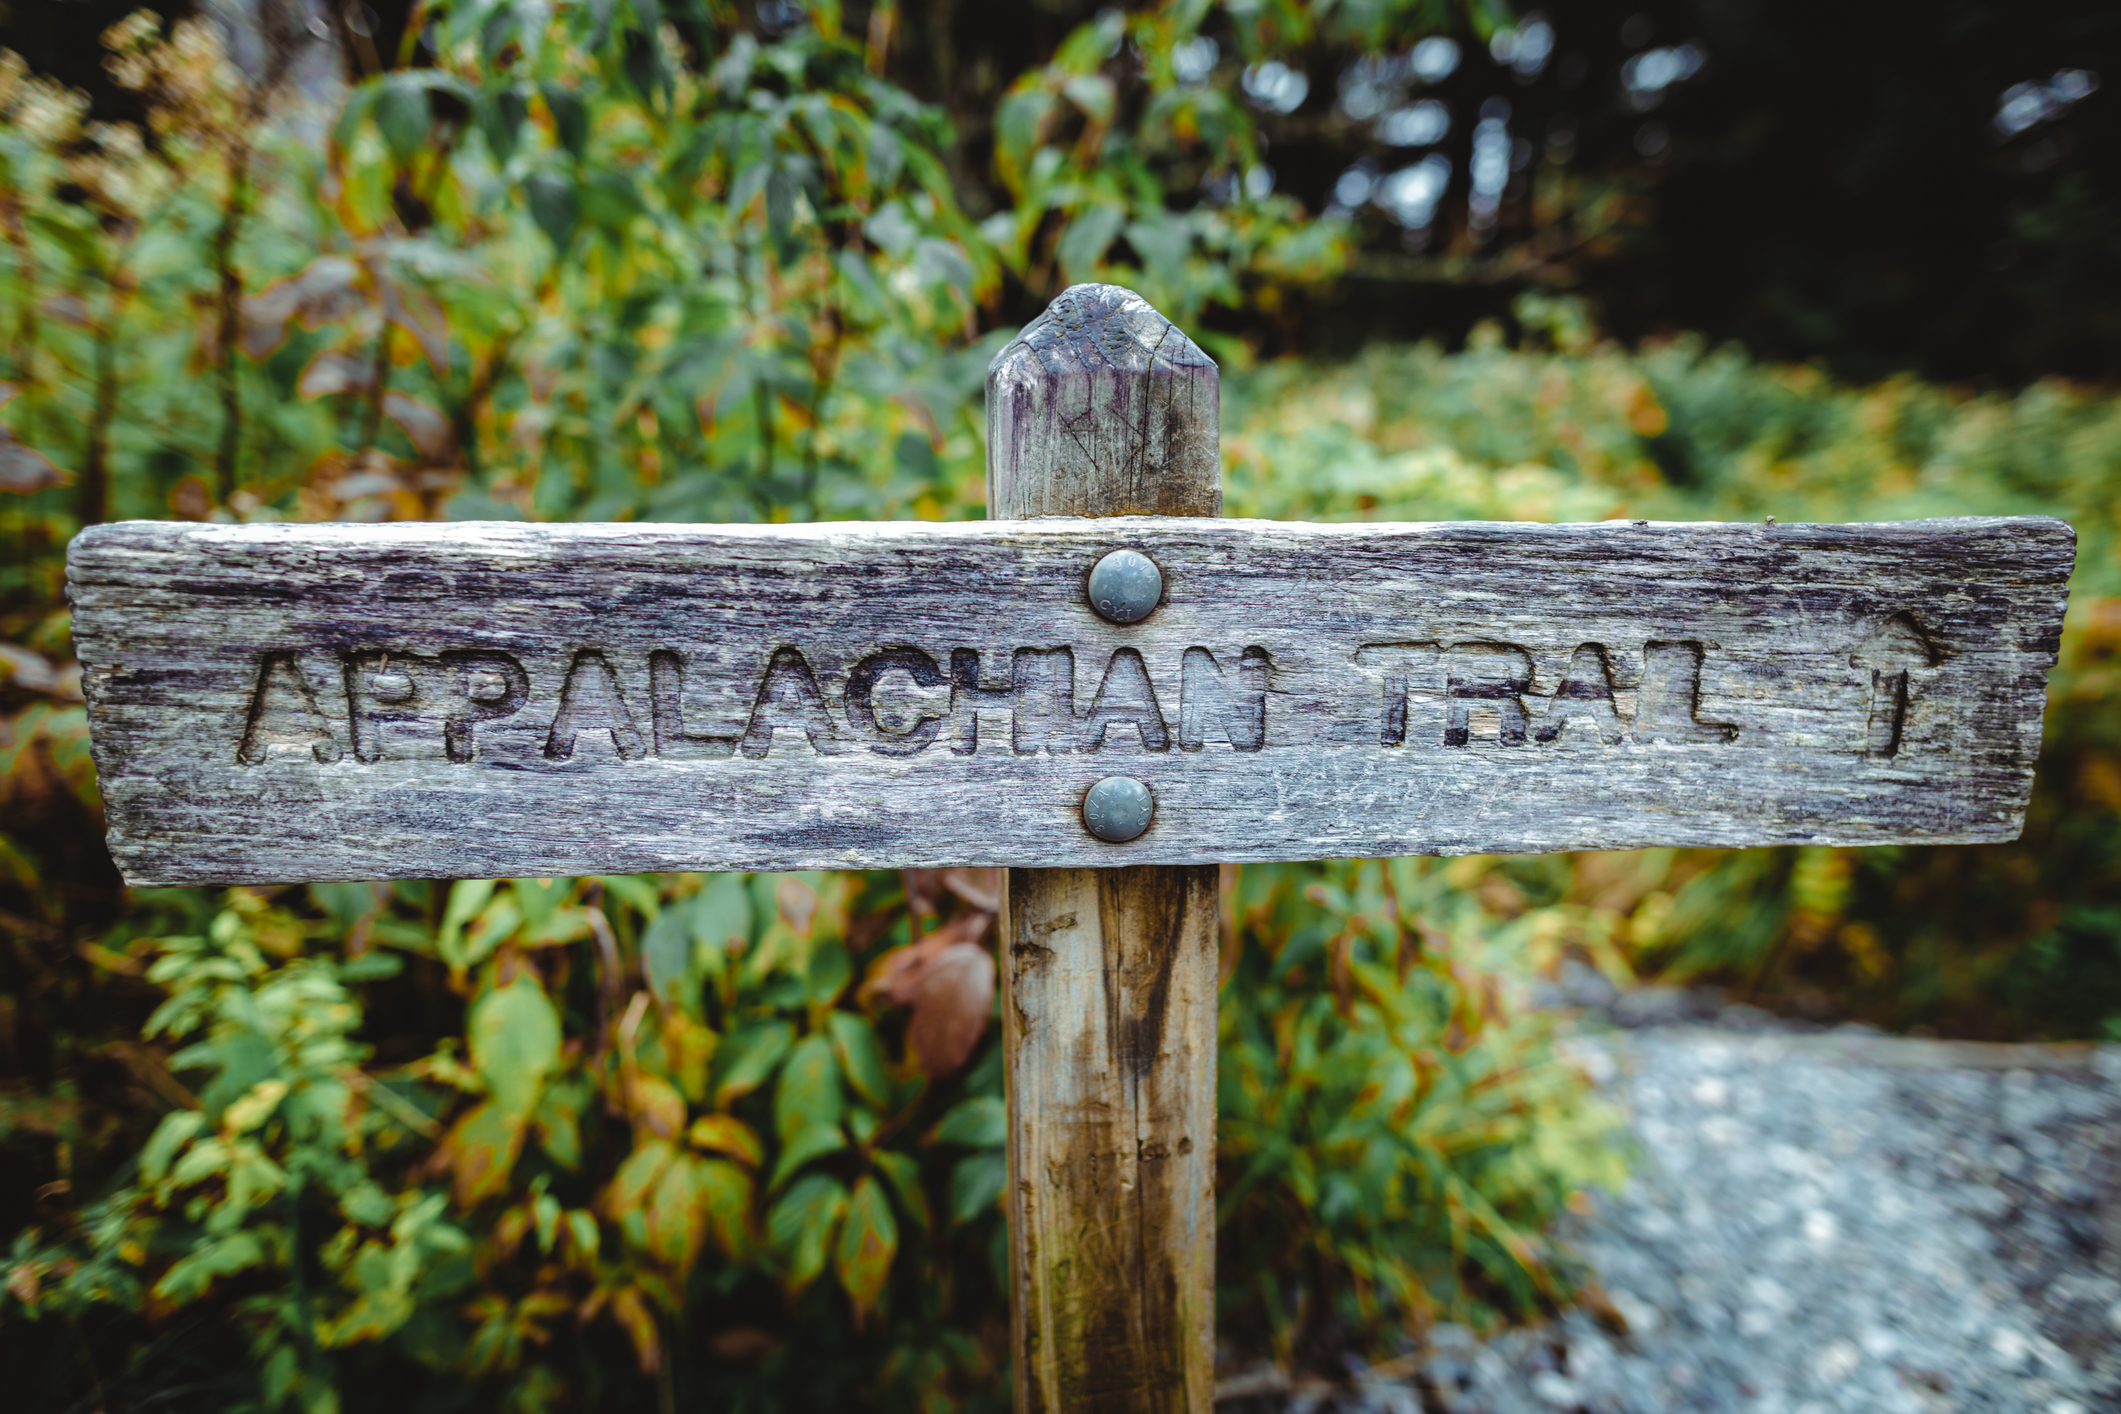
[987,285,1221,1413]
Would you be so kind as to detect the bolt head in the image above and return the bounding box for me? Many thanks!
[1087,549,1163,625]
[1082,776,1155,843]
[368,672,414,703]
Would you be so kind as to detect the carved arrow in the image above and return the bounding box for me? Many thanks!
[1851,611,1942,757]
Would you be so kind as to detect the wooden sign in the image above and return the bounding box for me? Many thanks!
[62,283,2080,1414]
[71,514,2071,886]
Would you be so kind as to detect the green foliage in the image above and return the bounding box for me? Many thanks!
[1,4,2115,1410]
[1219,857,1627,1360]
[1225,319,2121,1036]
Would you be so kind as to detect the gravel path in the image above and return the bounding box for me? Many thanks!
[1227,1007,2121,1413]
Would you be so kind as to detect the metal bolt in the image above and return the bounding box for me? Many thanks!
[1086,549,1163,625]
[368,671,414,702]
[1082,776,1154,843]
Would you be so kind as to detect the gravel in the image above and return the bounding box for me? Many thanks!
[1226,1000,2121,1413]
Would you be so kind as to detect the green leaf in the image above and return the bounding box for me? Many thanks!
[641,907,691,1009]
[374,74,433,164]
[807,941,852,1006]
[773,1033,842,1142]
[643,1151,711,1274]
[768,1121,846,1191]
[690,874,753,955]
[140,1110,206,1184]
[468,975,562,1118]
[826,1011,889,1108]
[526,173,580,254]
[698,1157,755,1261]
[834,1174,898,1321]
[932,1094,1006,1148]
[443,1100,529,1207]
[947,1151,1008,1225]
[1055,204,1125,281]
[436,879,497,970]
[542,84,589,159]
[870,1149,931,1235]
[597,874,661,919]
[686,1112,764,1167]
[767,1173,847,1296]
[713,1019,794,1109]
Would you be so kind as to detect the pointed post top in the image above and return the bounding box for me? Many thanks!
[986,284,1221,520]
[991,283,1217,381]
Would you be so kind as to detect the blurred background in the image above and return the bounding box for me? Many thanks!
[0,1,2115,1411]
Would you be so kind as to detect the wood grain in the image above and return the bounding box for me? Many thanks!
[67,513,2075,885]
[990,284,1221,1414]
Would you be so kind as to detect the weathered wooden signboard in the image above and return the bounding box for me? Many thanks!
[69,513,2070,884]
[66,285,2076,1414]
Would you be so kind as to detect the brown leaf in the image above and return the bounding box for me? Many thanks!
[298,350,377,399]
[608,1285,662,1374]
[384,279,451,373]
[383,391,455,463]
[0,427,68,494]
[861,909,991,1008]
[906,941,996,1076]
[900,868,943,916]
[940,867,1000,913]
[863,911,997,1076]
[241,257,364,357]
[777,877,819,936]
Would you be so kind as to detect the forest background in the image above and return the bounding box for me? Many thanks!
[0,1,2115,1411]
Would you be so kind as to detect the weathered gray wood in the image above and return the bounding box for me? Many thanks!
[990,285,1221,1414]
[987,283,1220,520]
[1002,866,1218,1414]
[67,512,2075,886]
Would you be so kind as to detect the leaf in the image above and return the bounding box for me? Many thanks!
[223,1078,288,1133]
[932,1095,1005,1148]
[773,1033,841,1142]
[870,1149,930,1235]
[767,1173,847,1296]
[826,1012,889,1108]
[1055,204,1126,281]
[297,351,378,400]
[435,879,497,968]
[947,1151,1007,1225]
[865,915,997,1077]
[469,975,562,1118]
[608,1284,662,1374]
[374,75,432,164]
[140,1110,207,1184]
[642,1152,710,1275]
[686,1113,764,1167]
[481,85,527,164]
[834,1175,898,1324]
[690,874,753,956]
[940,867,1000,912]
[442,1099,528,1207]
[807,941,852,1006]
[641,907,691,1009]
[698,1157,755,1261]
[382,393,454,464]
[0,427,67,493]
[713,1020,793,1108]
[629,1072,686,1140]
[606,1136,676,1218]
[542,84,588,159]
[533,1075,586,1169]
[767,1122,846,1192]
[526,173,580,254]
